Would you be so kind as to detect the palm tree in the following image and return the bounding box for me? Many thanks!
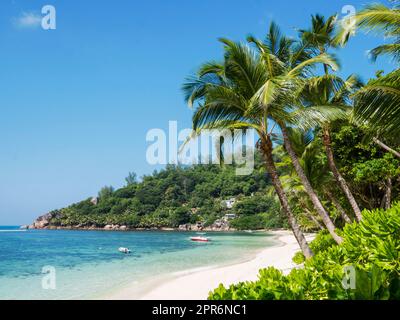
[353,71,400,146]
[277,128,353,225]
[298,14,338,74]
[183,23,344,252]
[299,14,363,221]
[336,2,400,63]
[183,33,316,257]
[300,134,353,224]
[298,74,364,222]
[247,24,343,243]
[271,145,325,231]
[336,2,400,144]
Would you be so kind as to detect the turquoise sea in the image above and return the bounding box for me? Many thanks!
[0,226,277,300]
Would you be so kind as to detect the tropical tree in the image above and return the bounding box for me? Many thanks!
[247,23,343,243]
[300,135,353,224]
[299,74,364,222]
[183,34,314,256]
[275,128,353,225]
[125,172,138,186]
[353,71,400,146]
[98,186,115,200]
[336,2,400,145]
[299,14,364,221]
[183,23,346,252]
[336,2,400,63]
[298,14,338,74]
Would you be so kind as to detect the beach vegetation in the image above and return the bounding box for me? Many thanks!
[210,204,400,300]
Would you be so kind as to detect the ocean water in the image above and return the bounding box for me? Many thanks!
[0,226,277,300]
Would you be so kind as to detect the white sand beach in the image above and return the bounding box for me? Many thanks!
[106,230,314,300]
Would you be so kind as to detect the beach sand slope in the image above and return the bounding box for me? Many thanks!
[109,230,314,300]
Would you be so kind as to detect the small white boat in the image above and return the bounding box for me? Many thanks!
[118,247,131,254]
[190,236,210,242]
[196,232,207,235]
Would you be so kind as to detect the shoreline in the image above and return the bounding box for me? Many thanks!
[24,225,287,233]
[105,230,315,300]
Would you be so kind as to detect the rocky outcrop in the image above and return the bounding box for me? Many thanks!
[29,211,61,229]
[103,224,128,231]
[178,224,191,231]
[204,219,231,231]
[178,219,233,232]
[28,211,234,232]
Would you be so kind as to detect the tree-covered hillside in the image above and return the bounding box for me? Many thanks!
[38,154,286,231]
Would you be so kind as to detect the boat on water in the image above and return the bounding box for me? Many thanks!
[118,247,131,254]
[196,232,207,235]
[190,236,210,242]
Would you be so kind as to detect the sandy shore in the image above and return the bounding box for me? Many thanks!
[106,230,314,300]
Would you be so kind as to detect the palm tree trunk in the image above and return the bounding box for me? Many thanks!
[373,138,400,159]
[322,128,363,222]
[304,208,324,230]
[260,135,313,259]
[324,189,352,224]
[384,178,392,210]
[280,124,343,244]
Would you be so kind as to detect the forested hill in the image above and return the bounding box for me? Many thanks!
[29,154,287,231]
[29,123,400,233]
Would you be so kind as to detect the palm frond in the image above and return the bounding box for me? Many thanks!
[335,3,400,46]
[369,43,400,62]
[291,105,349,130]
[288,53,340,77]
[353,69,400,138]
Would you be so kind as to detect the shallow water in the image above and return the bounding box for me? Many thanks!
[0,226,277,299]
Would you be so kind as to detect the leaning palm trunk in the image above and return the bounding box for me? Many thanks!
[324,189,352,224]
[373,138,400,160]
[322,128,363,222]
[260,135,313,259]
[304,208,325,230]
[280,124,343,244]
[384,178,392,210]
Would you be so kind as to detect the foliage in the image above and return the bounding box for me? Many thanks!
[328,124,400,209]
[292,230,337,264]
[354,70,400,139]
[125,172,138,186]
[48,159,287,230]
[98,186,114,200]
[209,204,400,300]
[335,2,400,138]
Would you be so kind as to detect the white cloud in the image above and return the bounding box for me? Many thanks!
[13,11,42,28]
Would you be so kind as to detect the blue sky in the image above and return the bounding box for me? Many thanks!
[0,0,395,224]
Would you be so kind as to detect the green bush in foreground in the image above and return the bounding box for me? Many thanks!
[292,230,337,264]
[209,204,400,300]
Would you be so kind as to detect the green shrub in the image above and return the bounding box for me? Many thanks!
[292,230,337,264]
[230,215,263,230]
[209,204,400,300]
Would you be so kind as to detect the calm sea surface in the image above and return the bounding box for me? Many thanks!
[0,226,277,299]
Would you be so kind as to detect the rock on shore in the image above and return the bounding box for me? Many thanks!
[28,212,233,232]
[178,218,232,232]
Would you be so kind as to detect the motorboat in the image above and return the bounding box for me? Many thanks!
[118,247,131,254]
[190,236,210,242]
